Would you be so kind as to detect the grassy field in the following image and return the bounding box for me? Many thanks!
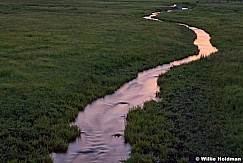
[125,2,243,162]
[0,0,199,161]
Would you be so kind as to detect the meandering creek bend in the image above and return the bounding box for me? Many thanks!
[51,12,218,163]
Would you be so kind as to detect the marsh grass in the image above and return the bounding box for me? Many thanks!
[125,2,243,162]
[0,0,199,161]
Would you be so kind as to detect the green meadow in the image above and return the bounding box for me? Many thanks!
[125,2,243,162]
[0,0,198,161]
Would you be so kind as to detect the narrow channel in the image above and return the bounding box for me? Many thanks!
[51,12,218,163]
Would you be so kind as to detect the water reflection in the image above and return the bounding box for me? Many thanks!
[51,12,218,163]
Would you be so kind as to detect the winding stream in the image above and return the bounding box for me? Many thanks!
[51,12,218,163]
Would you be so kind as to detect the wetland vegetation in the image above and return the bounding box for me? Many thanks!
[125,2,243,162]
[0,0,197,161]
[1,0,242,162]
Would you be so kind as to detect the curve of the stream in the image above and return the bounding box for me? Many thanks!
[51,12,218,163]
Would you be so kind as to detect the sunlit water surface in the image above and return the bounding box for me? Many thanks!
[51,12,218,163]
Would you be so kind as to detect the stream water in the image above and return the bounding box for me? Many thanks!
[51,12,218,163]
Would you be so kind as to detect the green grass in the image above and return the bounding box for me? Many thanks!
[0,0,198,161]
[125,2,243,162]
